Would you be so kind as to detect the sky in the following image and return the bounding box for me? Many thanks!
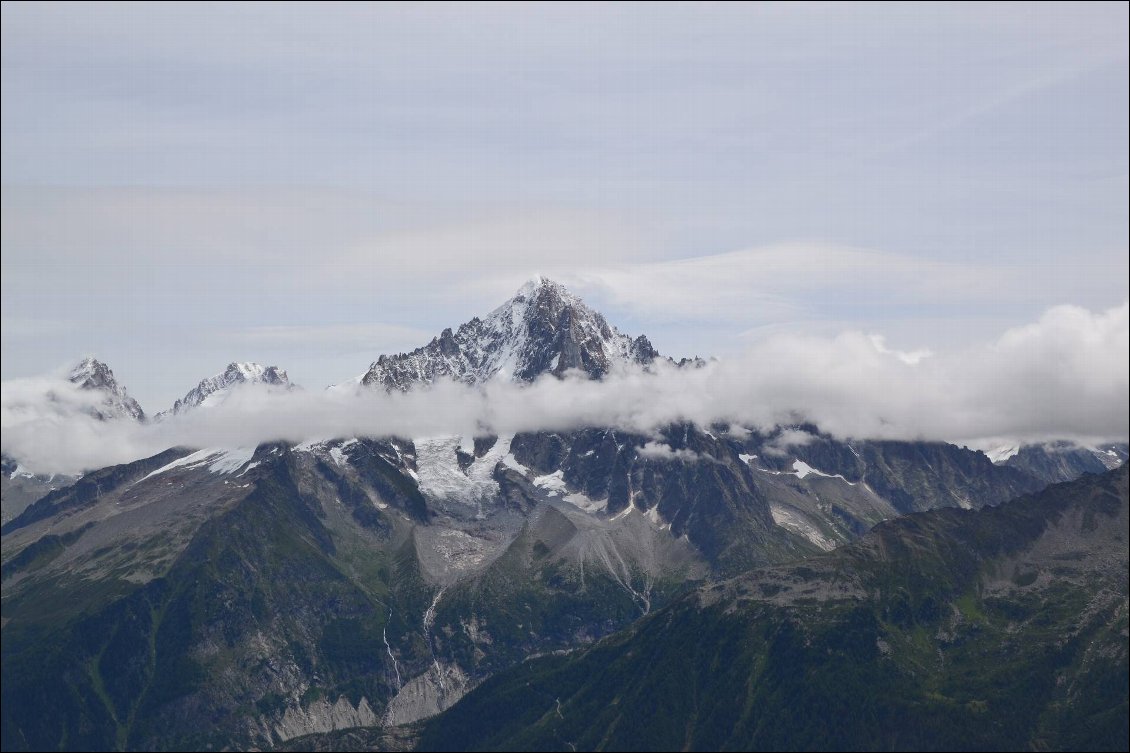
[2,2,1128,413]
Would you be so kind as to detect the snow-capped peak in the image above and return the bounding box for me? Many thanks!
[354,277,659,391]
[68,357,146,421]
[159,362,294,418]
[514,274,569,302]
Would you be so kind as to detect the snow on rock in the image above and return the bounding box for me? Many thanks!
[532,469,567,496]
[982,443,1021,464]
[791,460,856,485]
[351,277,659,391]
[159,362,293,418]
[414,435,515,512]
[207,447,258,474]
[791,460,821,479]
[752,459,855,485]
[142,448,257,481]
[68,357,146,421]
[501,453,529,473]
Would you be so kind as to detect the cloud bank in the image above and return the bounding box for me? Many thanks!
[2,302,1126,476]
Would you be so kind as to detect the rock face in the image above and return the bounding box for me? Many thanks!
[68,357,145,421]
[381,662,470,727]
[267,696,380,744]
[358,277,658,391]
[159,361,293,417]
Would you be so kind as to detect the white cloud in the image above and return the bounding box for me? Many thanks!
[3,301,1126,476]
[762,429,819,458]
[637,441,702,463]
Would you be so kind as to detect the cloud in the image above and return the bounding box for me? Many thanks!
[637,441,702,463]
[762,429,819,458]
[3,301,1126,476]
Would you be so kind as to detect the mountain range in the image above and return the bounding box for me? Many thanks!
[1,278,1126,751]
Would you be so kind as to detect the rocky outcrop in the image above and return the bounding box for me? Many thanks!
[268,696,380,743]
[382,662,471,727]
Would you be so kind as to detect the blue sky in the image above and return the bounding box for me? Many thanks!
[2,2,1127,410]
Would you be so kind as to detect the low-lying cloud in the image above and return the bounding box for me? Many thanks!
[3,302,1126,476]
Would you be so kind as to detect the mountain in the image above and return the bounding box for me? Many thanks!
[0,428,804,750]
[0,456,77,525]
[158,362,293,417]
[3,290,1125,752]
[0,357,137,521]
[356,277,658,391]
[0,421,1083,751]
[730,426,1050,549]
[1001,441,1129,484]
[418,464,1130,752]
[68,357,145,421]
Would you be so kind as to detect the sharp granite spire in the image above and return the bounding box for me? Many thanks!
[68,357,146,421]
[357,277,659,391]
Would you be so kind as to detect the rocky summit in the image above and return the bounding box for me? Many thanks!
[357,277,659,391]
[158,361,294,418]
[68,357,146,421]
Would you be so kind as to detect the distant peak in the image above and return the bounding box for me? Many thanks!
[515,275,568,299]
[355,274,659,391]
[159,361,294,418]
[70,356,109,378]
[66,356,145,421]
[224,362,279,380]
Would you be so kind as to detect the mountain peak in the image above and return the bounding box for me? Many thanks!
[357,278,658,391]
[223,361,289,384]
[160,362,293,418]
[68,357,145,421]
[514,275,570,301]
[69,356,113,386]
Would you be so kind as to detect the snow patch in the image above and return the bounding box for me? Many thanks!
[208,447,257,474]
[533,470,567,496]
[142,447,256,480]
[500,452,528,474]
[791,460,856,485]
[414,435,514,513]
[982,443,1021,464]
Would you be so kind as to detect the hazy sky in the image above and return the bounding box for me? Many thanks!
[2,2,1127,410]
